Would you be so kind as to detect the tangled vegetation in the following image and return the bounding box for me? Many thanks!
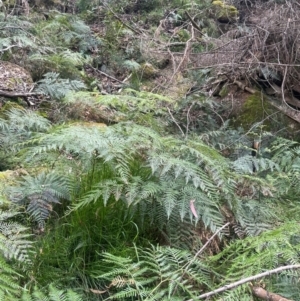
[0,0,299,300]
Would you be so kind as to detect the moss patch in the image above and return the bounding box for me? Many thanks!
[212,0,239,23]
[233,93,273,130]
[232,92,300,137]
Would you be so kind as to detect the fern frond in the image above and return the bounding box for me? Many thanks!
[0,254,21,298]
[35,72,85,100]
[98,245,212,300]
[8,172,70,229]
[63,89,173,125]
[0,108,50,152]
[232,155,279,174]
[21,284,83,301]
[210,222,300,291]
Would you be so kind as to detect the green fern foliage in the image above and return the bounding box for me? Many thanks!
[0,210,32,262]
[98,245,212,300]
[0,14,37,56]
[0,254,21,299]
[63,89,174,126]
[8,172,70,229]
[0,108,50,151]
[20,285,83,301]
[34,72,86,100]
[25,121,284,235]
[26,14,101,78]
[209,222,300,301]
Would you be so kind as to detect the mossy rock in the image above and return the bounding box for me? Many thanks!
[0,169,28,206]
[0,61,34,93]
[212,0,239,23]
[139,63,158,79]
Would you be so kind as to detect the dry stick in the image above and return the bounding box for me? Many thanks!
[0,89,41,106]
[167,48,177,74]
[233,80,256,94]
[0,90,41,98]
[185,11,205,36]
[188,62,300,69]
[167,107,185,136]
[104,5,141,35]
[280,65,297,111]
[174,222,230,298]
[191,264,300,300]
[185,102,194,138]
[169,27,195,84]
[88,65,126,85]
[184,222,230,272]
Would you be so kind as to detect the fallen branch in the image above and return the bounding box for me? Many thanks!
[268,96,300,124]
[251,286,292,301]
[194,264,300,299]
[0,90,40,98]
[0,89,43,106]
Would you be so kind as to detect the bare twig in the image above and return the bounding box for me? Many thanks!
[88,65,126,85]
[174,222,230,297]
[0,44,20,52]
[233,80,256,94]
[185,102,194,138]
[176,26,195,73]
[184,222,230,272]
[169,27,195,84]
[185,11,204,36]
[167,107,185,136]
[103,5,142,35]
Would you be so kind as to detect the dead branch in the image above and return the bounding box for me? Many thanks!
[169,26,195,83]
[192,264,300,300]
[251,286,292,301]
[185,11,204,36]
[88,65,127,85]
[267,97,300,123]
[0,90,41,98]
[175,223,230,297]
[103,4,142,35]
[185,222,230,270]
[0,89,44,106]
[167,107,185,136]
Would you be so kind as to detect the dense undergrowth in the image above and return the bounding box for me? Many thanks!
[0,0,299,300]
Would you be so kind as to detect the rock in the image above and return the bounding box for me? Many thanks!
[0,61,34,93]
[139,63,158,79]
